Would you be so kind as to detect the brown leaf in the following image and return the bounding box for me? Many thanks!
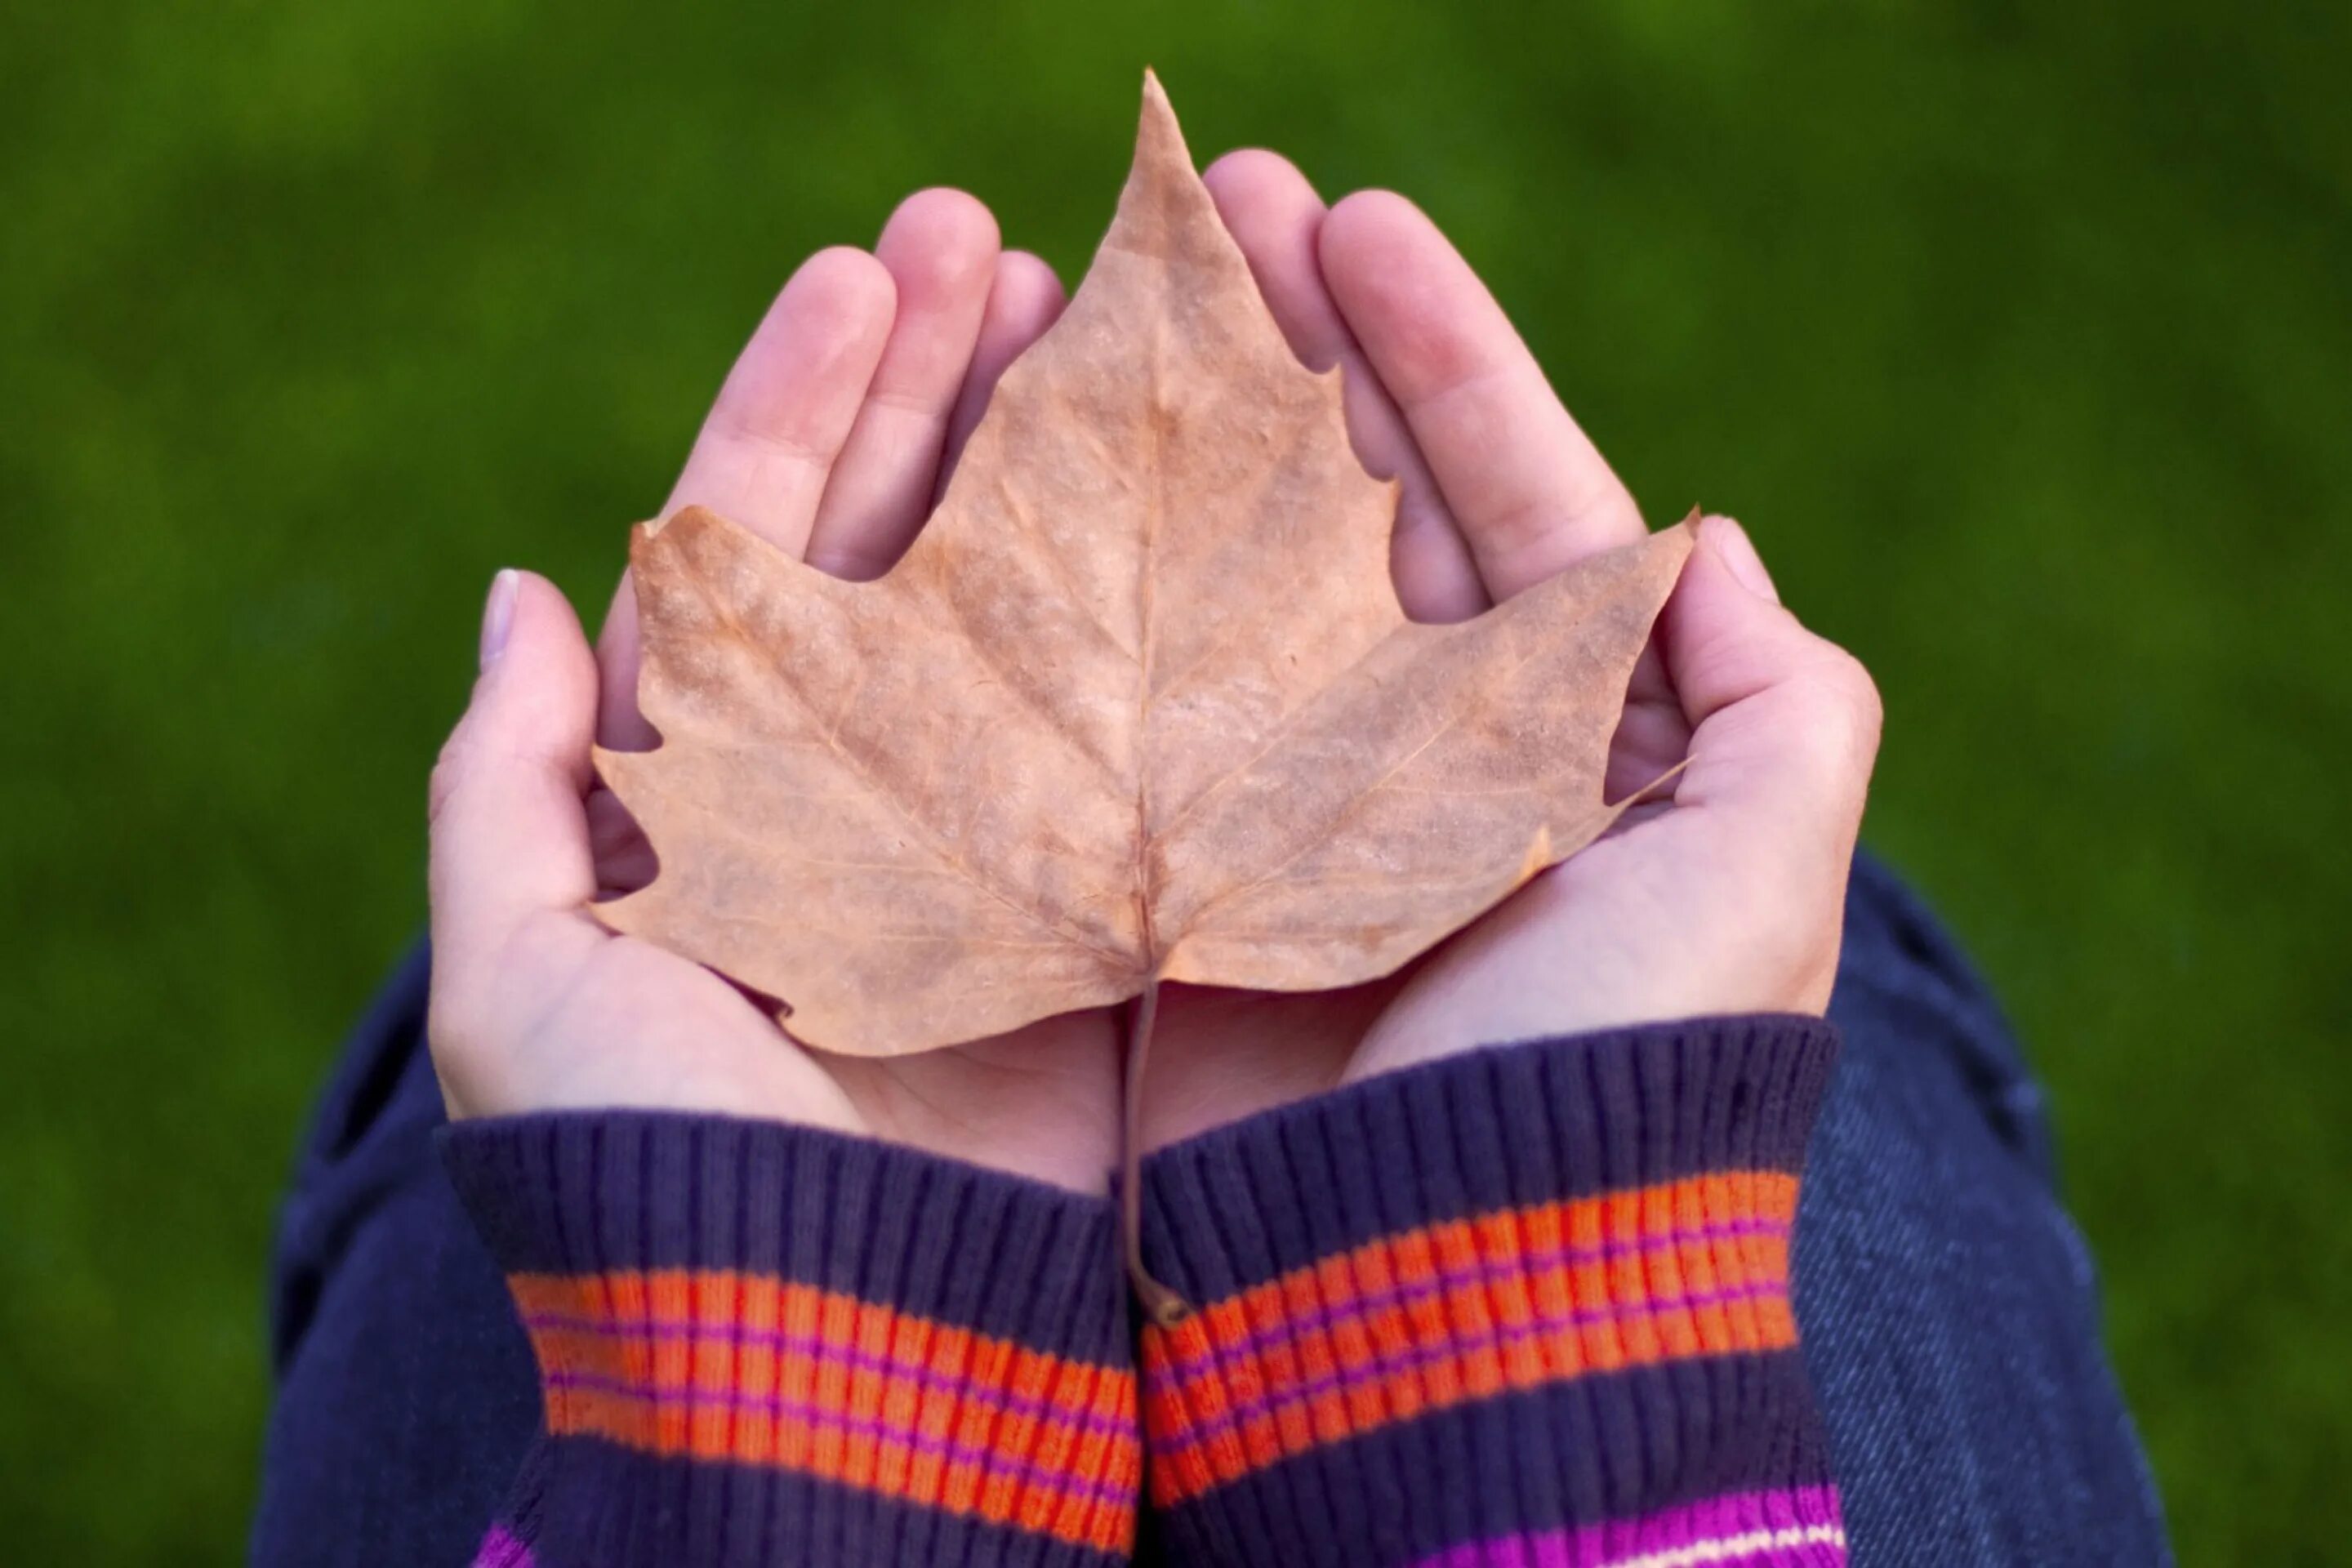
[595,74,1694,1056]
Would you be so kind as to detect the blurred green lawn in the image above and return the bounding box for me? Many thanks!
[3,1,2346,1561]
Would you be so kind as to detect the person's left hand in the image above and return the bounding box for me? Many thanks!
[1134,155,1878,1150]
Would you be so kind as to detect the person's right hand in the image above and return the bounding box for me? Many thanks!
[427,193,1128,1195]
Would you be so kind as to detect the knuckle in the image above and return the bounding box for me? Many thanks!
[1772,645,1882,809]
[1828,648,1884,742]
[1806,647,1884,760]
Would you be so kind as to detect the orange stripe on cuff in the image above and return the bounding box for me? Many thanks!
[1140,1170,1801,1506]
[508,1268,1139,1552]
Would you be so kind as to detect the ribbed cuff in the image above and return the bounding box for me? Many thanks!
[1136,1016,1844,1567]
[443,1112,1138,1568]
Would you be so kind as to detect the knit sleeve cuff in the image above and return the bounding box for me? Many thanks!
[1136,1015,1846,1567]
[442,1112,1138,1568]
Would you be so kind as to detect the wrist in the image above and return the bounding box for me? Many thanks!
[443,1110,1141,1566]
[1134,1017,1842,1563]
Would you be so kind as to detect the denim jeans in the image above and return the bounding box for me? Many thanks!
[1797,858,2171,1563]
[248,854,2172,1566]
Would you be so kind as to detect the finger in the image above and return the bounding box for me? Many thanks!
[938,249,1067,484]
[805,189,1001,580]
[1604,641,1690,802]
[1203,149,1353,369]
[662,247,898,553]
[1319,190,1646,601]
[430,571,604,973]
[1661,517,1882,836]
[599,249,896,745]
[587,786,657,894]
[1204,150,1486,621]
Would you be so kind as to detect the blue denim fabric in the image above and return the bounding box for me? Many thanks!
[1798,859,2172,1565]
[248,854,2171,1566]
[249,941,540,1568]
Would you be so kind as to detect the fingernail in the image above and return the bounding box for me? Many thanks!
[479,569,519,668]
[1704,517,1780,604]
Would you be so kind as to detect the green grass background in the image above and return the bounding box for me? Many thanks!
[3,1,2346,1560]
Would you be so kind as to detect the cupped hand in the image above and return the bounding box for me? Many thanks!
[1138,155,1883,1147]
[427,192,1122,1193]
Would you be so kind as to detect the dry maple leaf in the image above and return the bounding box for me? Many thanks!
[595,73,1694,1058]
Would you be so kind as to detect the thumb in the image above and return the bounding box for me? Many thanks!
[1660,517,1882,836]
[428,570,603,968]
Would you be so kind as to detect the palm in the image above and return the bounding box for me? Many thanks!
[478,917,860,1127]
[1136,703,1690,1147]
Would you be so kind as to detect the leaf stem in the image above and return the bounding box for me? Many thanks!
[1122,978,1188,1325]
